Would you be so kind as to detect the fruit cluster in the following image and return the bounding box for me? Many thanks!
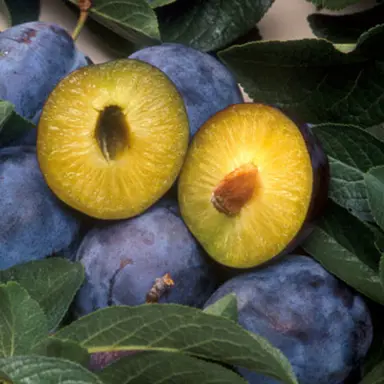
[0,21,373,384]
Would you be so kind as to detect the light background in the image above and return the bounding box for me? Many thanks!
[0,0,377,64]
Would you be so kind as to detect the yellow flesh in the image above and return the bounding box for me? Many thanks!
[37,60,189,219]
[178,104,313,268]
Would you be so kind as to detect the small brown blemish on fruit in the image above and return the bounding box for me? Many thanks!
[211,163,258,216]
[146,273,175,303]
[120,258,133,269]
[17,29,37,44]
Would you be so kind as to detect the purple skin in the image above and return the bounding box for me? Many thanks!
[129,43,244,137]
[0,21,90,144]
[73,199,219,317]
[0,146,82,270]
[203,255,373,384]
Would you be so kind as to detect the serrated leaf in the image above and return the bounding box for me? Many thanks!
[365,166,384,231]
[360,360,384,383]
[307,0,362,10]
[0,257,84,331]
[302,201,384,304]
[310,124,384,221]
[0,356,103,383]
[308,4,384,43]
[32,338,89,367]
[98,351,247,383]
[203,293,238,322]
[0,282,47,358]
[218,24,384,128]
[156,0,273,52]
[55,304,298,384]
[0,100,34,147]
[69,0,160,45]
[0,0,40,26]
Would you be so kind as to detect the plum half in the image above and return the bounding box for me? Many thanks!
[178,103,329,269]
[37,59,189,220]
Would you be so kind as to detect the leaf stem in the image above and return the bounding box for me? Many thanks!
[72,0,92,41]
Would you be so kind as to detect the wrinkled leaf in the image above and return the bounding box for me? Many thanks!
[306,0,361,10]
[69,0,160,45]
[365,166,384,231]
[360,360,384,383]
[302,202,384,304]
[0,0,40,26]
[32,338,89,367]
[0,257,84,331]
[218,24,384,128]
[0,100,34,147]
[55,304,298,384]
[0,356,103,383]
[203,293,238,322]
[98,351,247,383]
[311,124,384,221]
[157,0,273,52]
[0,282,47,358]
[308,4,384,43]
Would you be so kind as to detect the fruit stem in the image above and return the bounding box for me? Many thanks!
[211,163,258,216]
[72,0,92,41]
[146,273,175,303]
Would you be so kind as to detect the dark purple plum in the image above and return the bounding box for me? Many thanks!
[129,43,244,137]
[0,21,90,144]
[0,146,83,270]
[203,255,373,384]
[73,199,219,317]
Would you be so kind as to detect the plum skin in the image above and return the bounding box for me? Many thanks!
[73,199,219,317]
[0,21,90,144]
[129,43,244,137]
[203,255,373,384]
[0,146,83,270]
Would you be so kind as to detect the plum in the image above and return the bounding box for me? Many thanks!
[73,199,219,317]
[0,21,90,144]
[203,255,373,384]
[129,43,244,136]
[0,146,83,270]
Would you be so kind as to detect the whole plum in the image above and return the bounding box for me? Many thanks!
[129,43,244,137]
[0,146,83,270]
[203,255,373,384]
[0,21,90,144]
[73,199,219,317]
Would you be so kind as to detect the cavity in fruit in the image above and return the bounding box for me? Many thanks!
[178,103,329,268]
[37,59,189,220]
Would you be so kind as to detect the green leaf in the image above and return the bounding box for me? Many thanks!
[157,0,273,52]
[0,0,40,26]
[365,166,384,231]
[218,24,384,128]
[367,124,384,142]
[302,201,384,304]
[0,282,47,357]
[31,338,90,367]
[98,351,247,383]
[0,356,103,383]
[380,255,384,290]
[0,257,84,331]
[0,100,34,146]
[0,371,12,383]
[69,0,160,45]
[360,360,384,383]
[203,293,238,322]
[55,304,298,384]
[306,0,363,10]
[311,124,384,222]
[148,0,177,7]
[308,4,384,43]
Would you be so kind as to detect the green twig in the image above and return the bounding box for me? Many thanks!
[72,0,92,41]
